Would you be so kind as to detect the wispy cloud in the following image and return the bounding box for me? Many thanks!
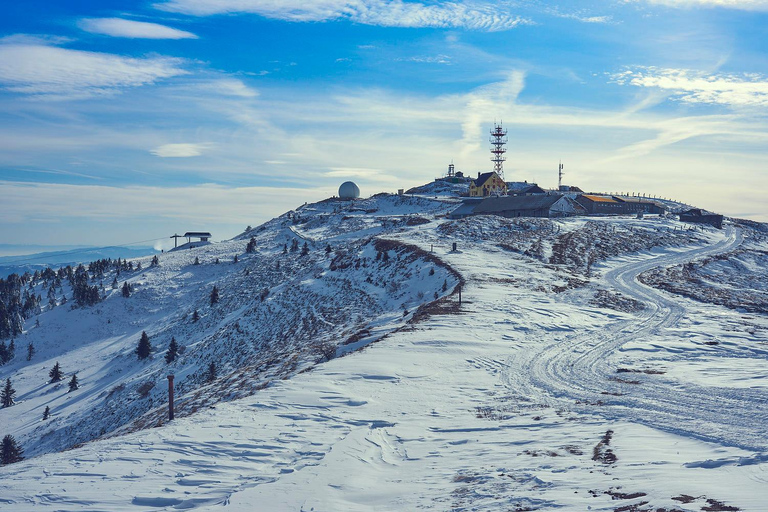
[151,143,211,157]
[396,54,452,64]
[155,0,531,31]
[611,67,768,108]
[0,41,187,100]
[78,18,198,39]
[640,0,768,11]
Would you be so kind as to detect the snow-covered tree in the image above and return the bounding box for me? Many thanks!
[43,405,50,420]
[246,237,257,254]
[210,286,219,305]
[1,434,23,465]
[206,361,217,382]
[136,331,151,360]
[26,342,34,361]
[121,282,131,298]
[1,378,15,408]
[49,362,62,383]
[68,373,79,392]
[165,337,178,364]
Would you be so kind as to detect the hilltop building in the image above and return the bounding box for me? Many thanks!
[469,172,506,197]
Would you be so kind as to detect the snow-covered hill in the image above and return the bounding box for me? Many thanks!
[1,193,768,511]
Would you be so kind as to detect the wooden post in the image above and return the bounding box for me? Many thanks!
[167,374,175,421]
[458,285,462,305]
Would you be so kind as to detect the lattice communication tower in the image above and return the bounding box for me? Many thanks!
[490,122,508,180]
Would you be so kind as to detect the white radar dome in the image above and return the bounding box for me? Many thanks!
[338,181,360,199]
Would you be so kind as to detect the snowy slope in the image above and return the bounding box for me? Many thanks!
[1,199,768,511]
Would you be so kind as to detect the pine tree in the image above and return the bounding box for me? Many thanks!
[43,405,50,420]
[325,244,332,255]
[194,256,200,265]
[136,262,142,271]
[111,276,118,289]
[68,373,79,392]
[26,342,34,361]
[165,337,178,364]
[1,434,23,465]
[441,279,448,292]
[282,244,288,255]
[0,341,7,365]
[1,379,15,408]
[151,255,159,266]
[206,361,217,382]
[192,309,200,322]
[49,362,62,383]
[7,339,15,360]
[300,242,309,256]
[246,237,257,254]
[233,254,238,263]
[136,331,151,360]
[122,281,131,298]
[290,239,299,253]
[210,285,219,305]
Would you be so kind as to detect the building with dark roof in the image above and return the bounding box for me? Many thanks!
[679,209,724,229]
[465,194,586,219]
[469,172,506,197]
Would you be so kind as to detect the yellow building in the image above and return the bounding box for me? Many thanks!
[469,172,506,197]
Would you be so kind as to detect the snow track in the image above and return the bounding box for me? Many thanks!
[504,226,768,451]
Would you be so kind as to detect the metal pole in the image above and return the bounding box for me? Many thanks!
[167,374,175,421]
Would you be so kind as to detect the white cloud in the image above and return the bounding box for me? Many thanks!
[611,67,768,108]
[151,143,211,157]
[396,54,452,64]
[640,0,768,10]
[0,42,187,100]
[193,78,259,97]
[78,18,198,39]
[155,0,531,31]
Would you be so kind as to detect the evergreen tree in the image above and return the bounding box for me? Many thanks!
[206,361,217,382]
[1,379,15,408]
[210,285,219,305]
[325,243,332,255]
[233,254,238,263]
[0,341,7,365]
[441,279,448,292]
[194,256,200,265]
[282,244,288,255]
[7,339,15,360]
[111,276,118,289]
[43,405,50,420]
[122,282,131,298]
[151,255,159,266]
[68,373,79,392]
[136,262,142,271]
[136,331,151,360]
[26,342,34,361]
[49,362,62,383]
[165,337,178,364]
[290,239,299,253]
[246,237,257,254]
[214,258,220,264]
[1,434,23,465]
[192,309,200,322]
[300,242,309,256]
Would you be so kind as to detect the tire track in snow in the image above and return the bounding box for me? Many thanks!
[504,226,768,451]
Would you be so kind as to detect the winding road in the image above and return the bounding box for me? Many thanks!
[504,226,768,452]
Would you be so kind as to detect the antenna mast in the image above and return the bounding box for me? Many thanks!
[490,122,507,181]
[558,160,564,190]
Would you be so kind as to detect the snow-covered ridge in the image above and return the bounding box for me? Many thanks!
[1,192,768,511]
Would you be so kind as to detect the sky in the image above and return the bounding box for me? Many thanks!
[1,0,767,251]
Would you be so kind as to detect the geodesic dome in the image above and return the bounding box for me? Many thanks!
[339,181,360,199]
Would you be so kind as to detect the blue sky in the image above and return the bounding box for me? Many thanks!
[1,0,767,251]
